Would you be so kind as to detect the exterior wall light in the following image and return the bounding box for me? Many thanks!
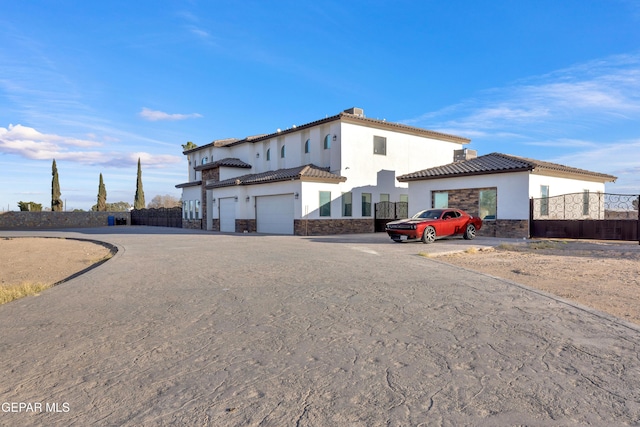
[332,135,337,141]
[294,192,299,199]
[246,196,250,202]
[234,196,238,202]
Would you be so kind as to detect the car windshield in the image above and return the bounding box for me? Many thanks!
[412,209,443,220]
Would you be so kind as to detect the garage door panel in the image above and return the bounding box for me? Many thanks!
[257,194,294,235]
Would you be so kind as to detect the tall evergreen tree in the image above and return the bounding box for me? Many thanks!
[97,173,107,211]
[134,158,146,209]
[51,159,63,211]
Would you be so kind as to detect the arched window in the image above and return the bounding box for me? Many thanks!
[201,157,208,165]
[280,145,285,158]
[304,139,310,153]
[266,148,271,161]
[324,134,331,149]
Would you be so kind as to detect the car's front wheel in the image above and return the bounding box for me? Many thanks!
[463,223,476,240]
[422,226,436,244]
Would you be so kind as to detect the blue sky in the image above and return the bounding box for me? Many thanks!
[1,0,639,211]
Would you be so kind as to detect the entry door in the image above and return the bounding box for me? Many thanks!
[256,194,294,235]
[219,198,236,232]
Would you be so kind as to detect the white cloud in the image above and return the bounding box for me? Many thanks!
[139,107,203,122]
[405,53,640,137]
[525,138,598,148]
[402,53,640,192]
[189,27,211,39]
[0,124,181,168]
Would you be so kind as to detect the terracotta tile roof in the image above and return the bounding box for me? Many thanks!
[175,180,202,189]
[195,158,252,171]
[183,108,470,154]
[206,164,346,189]
[397,152,617,183]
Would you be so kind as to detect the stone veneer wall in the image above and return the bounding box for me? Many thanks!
[0,211,130,229]
[210,219,220,231]
[200,167,220,227]
[433,188,487,217]
[294,219,374,236]
[235,219,256,233]
[494,219,529,238]
[182,219,203,230]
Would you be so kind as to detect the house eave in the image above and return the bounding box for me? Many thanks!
[397,168,531,182]
[531,167,617,183]
[175,180,202,188]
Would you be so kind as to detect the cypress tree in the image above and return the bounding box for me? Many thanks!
[97,173,107,211]
[134,158,146,209]
[51,159,63,211]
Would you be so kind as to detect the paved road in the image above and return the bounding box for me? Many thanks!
[1,228,639,426]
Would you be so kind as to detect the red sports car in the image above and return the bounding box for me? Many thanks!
[385,208,482,243]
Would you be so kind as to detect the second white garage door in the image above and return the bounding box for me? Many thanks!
[256,194,294,235]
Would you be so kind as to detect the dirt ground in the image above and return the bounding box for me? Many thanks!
[0,237,113,287]
[2,236,639,327]
[436,239,640,325]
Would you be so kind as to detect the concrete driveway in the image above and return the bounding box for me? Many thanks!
[1,227,639,426]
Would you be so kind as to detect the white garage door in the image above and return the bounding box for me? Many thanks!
[219,197,236,232]
[256,194,294,235]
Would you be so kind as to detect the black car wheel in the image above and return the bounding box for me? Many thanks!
[463,223,476,240]
[422,226,436,244]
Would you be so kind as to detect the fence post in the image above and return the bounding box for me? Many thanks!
[529,197,533,238]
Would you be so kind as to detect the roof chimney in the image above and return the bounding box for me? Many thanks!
[454,148,477,162]
[344,107,364,117]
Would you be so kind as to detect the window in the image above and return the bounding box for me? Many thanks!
[319,191,331,217]
[201,157,208,165]
[380,193,389,202]
[434,192,448,208]
[324,134,331,149]
[479,189,497,220]
[281,145,285,158]
[540,185,549,216]
[304,139,310,154]
[399,194,408,203]
[583,190,590,216]
[266,148,271,161]
[342,192,352,217]
[188,200,194,220]
[362,193,372,217]
[183,201,188,219]
[373,136,386,155]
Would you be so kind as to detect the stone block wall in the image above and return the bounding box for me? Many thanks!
[476,220,528,238]
[0,211,130,229]
[236,219,256,233]
[433,188,489,218]
[200,168,220,224]
[182,219,203,230]
[496,219,529,238]
[294,219,374,236]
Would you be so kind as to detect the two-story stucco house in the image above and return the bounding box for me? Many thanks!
[175,107,471,235]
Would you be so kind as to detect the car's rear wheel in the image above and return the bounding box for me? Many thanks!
[422,226,436,244]
[463,223,476,240]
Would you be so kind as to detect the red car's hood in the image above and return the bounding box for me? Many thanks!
[386,218,435,226]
